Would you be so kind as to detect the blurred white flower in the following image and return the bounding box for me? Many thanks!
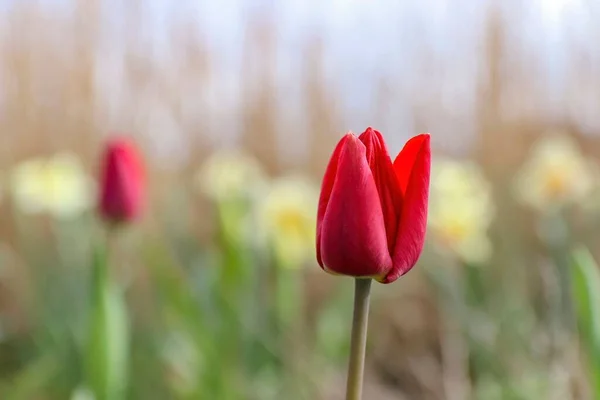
[515,132,597,211]
[9,153,95,218]
[195,150,269,247]
[258,175,318,269]
[428,158,495,264]
[194,149,267,202]
[70,386,95,400]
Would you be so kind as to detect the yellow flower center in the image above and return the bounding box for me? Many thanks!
[439,219,470,245]
[275,209,307,235]
[543,168,569,198]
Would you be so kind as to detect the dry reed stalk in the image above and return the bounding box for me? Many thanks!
[304,36,342,179]
[240,16,279,175]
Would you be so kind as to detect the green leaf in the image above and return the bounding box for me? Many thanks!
[84,245,130,400]
[570,246,600,396]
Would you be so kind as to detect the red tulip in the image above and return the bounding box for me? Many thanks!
[316,127,430,283]
[98,138,145,224]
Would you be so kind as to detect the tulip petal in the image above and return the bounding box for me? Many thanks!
[318,134,393,278]
[99,139,145,223]
[316,134,349,268]
[393,134,430,195]
[358,127,403,251]
[384,134,430,283]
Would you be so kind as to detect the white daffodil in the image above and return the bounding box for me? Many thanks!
[9,153,94,218]
[515,132,597,211]
[195,149,269,246]
[194,149,267,202]
[258,175,319,269]
[428,158,495,264]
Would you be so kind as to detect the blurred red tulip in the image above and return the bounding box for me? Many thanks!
[98,138,145,224]
[316,127,430,283]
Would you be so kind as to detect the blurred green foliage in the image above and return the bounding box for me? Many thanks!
[571,248,600,398]
[3,135,600,399]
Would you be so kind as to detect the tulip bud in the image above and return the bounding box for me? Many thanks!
[316,128,430,283]
[98,138,145,224]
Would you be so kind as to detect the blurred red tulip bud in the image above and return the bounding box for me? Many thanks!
[316,128,430,283]
[98,138,145,224]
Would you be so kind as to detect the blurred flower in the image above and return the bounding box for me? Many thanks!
[195,150,268,247]
[428,158,494,264]
[259,175,319,269]
[9,153,94,218]
[515,132,596,211]
[195,149,266,202]
[316,128,431,283]
[98,138,146,224]
[71,386,96,400]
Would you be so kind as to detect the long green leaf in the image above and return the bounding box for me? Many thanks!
[570,246,600,396]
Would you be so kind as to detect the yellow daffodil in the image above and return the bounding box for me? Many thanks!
[515,132,597,211]
[428,158,495,264]
[9,153,94,218]
[259,175,318,269]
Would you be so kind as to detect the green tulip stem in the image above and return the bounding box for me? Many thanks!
[345,278,372,400]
